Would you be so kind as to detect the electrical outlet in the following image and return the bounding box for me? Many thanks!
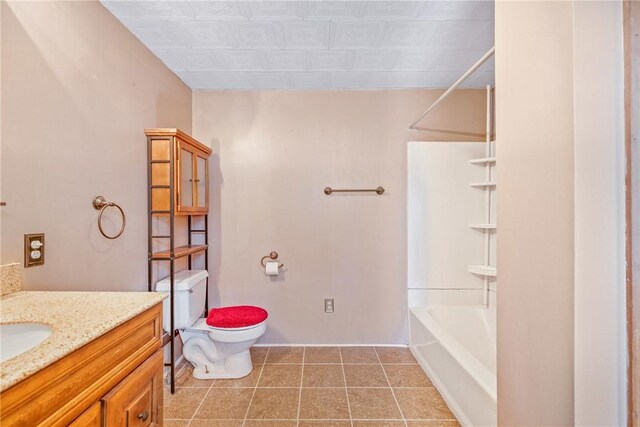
[24,233,45,267]
[324,298,334,313]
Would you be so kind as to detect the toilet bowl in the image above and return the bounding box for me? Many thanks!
[156,270,268,379]
[180,318,267,379]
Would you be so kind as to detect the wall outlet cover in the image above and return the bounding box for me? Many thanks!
[324,298,334,313]
[24,233,45,267]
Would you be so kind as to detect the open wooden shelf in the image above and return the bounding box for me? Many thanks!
[468,265,497,277]
[151,244,208,260]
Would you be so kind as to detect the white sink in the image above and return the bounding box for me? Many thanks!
[0,323,53,363]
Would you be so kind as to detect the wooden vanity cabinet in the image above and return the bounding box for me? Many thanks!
[0,304,164,427]
[146,128,212,215]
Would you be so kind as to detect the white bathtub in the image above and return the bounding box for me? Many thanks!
[409,305,497,427]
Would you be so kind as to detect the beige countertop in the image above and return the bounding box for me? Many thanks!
[0,291,167,391]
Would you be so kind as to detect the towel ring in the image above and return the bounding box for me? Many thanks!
[93,196,126,240]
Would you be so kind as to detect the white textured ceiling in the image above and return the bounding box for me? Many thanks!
[101,1,495,90]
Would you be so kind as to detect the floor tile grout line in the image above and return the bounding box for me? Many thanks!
[185,371,215,427]
[295,347,306,427]
[241,347,270,427]
[338,347,354,427]
[374,347,409,427]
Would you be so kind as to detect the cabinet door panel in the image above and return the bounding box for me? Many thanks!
[102,350,163,427]
[151,163,170,186]
[196,155,208,208]
[150,139,170,161]
[151,188,170,211]
[179,147,194,208]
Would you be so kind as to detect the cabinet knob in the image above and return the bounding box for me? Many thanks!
[137,411,149,422]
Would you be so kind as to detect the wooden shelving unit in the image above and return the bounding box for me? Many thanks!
[146,128,212,394]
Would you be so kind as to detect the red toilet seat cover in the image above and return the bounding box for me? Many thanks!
[206,305,268,329]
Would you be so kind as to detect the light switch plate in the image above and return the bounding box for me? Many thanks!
[24,233,45,267]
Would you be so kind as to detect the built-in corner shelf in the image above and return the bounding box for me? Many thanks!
[470,182,496,188]
[469,223,497,230]
[469,157,496,165]
[468,265,497,277]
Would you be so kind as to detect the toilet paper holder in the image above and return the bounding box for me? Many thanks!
[260,251,284,269]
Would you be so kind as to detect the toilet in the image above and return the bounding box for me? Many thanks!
[156,270,267,379]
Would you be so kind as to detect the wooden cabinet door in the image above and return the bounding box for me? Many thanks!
[102,350,163,427]
[176,139,209,214]
[195,153,208,210]
[177,140,196,213]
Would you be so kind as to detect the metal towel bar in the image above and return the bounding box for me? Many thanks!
[324,186,385,195]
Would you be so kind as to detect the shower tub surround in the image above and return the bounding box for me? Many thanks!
[407,142,497,426]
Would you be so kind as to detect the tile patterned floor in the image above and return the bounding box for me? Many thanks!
[164,346,460,427]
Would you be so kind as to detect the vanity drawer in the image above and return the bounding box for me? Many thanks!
[68,402,101,427]
[102,350,163,427]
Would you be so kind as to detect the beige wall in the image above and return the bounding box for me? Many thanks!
[496,1,627,425]
[193,89,486,344]
[573,1,626,425]
[496,1,576,425]
[0,1,192,291]
[0,1,3,261]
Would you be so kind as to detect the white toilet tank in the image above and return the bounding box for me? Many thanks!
[156,270,209,330]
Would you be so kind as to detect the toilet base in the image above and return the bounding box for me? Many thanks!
[191,348,253,379]
[179,325,264,380]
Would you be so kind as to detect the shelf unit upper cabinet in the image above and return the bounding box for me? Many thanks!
[178,141,210,213]
[145,128,212,215]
